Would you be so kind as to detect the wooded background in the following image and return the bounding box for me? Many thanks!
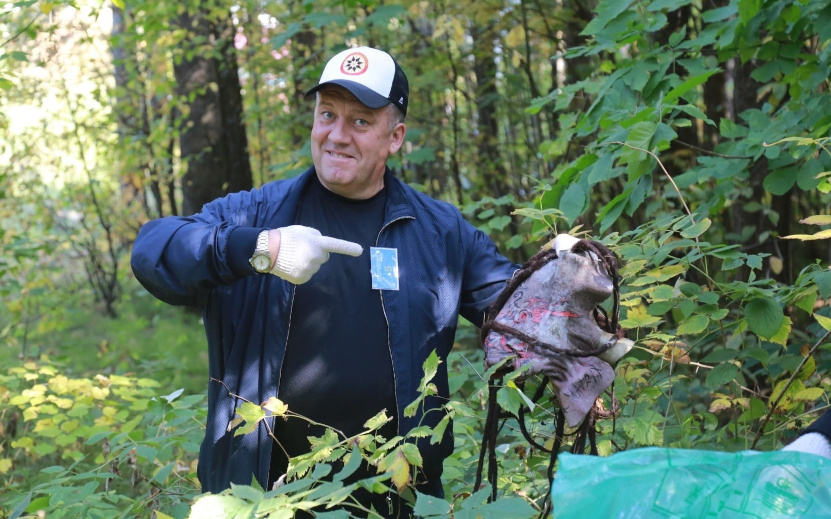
[2,0,831,516]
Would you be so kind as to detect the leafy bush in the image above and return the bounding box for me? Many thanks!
[0,360,206,518]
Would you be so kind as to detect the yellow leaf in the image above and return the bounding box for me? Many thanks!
[769,256,784,274]
[780,229,831,240]
[800,215,831,226]
[709,398,732,413]
[386,450,411,492]
[768,316,792,347]
[628,264,687,286]
[815,313,831,331]
[111,0,125,9]
[504,25,525,48]
[40,2,54,14]
[261,397,288,417]
[793,387,825,402]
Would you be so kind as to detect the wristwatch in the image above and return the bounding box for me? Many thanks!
[249,230,272,273]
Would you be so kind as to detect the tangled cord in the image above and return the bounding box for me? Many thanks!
[475,239,623,512]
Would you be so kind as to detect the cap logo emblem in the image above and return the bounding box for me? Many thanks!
[340,52,369,75]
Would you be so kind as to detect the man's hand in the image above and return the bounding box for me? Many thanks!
[268,225,363,284]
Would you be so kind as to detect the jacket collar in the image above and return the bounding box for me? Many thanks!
[382,168,417,222]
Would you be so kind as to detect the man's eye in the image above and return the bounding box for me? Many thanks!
[355,118,369,126]
[320,111,334,119]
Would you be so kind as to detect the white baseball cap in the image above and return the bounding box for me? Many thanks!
[306,46,409,116]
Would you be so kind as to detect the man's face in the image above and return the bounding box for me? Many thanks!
[311,86,406,200]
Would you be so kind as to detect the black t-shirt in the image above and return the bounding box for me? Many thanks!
[269,175,397,484]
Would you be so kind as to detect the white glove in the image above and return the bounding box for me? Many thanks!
[270,225,363,284]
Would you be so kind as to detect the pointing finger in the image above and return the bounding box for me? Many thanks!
[317,236,364,257]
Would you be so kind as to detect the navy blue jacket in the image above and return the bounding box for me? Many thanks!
[130,167,517,495]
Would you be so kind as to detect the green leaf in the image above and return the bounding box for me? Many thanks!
[663,70,720,106]
[401,443,423,467]
[680,218,711,239]
[622,417,663,445]
[430,414,451,445]
[701,348,739,363]
[705,363,739,388]
[24,496,50,514]
[620,122,657,166]
[232,401,266,436]
[560,183,586,224]
[794,290,818,314]
[364,4,405,25]
[677,314,709,335]
[496,385,524,417]
[815,271,831,298]
[647,0,693,12]
[414,491,452,516]
[488,215,512,231]
[763,169,797,196]
[598,187,633,233]
[152,461,176,485]
[306,12,348,29]
[581,0,635,36]
[84,431,111,445]
[334,446,363,482]
[744,297,784,339]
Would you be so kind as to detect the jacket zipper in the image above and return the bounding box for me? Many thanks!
[266,282,296,489]
[376,215,414,440]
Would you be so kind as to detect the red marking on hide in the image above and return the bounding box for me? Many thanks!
[551,311,580,318]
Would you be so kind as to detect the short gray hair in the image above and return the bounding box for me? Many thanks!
[387,103,405,130]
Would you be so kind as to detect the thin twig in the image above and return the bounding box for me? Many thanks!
[0,14,41,49]
[674,140,746,159]
[610,141,694,221]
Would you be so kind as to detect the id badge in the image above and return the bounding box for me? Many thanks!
[370,247,400,290]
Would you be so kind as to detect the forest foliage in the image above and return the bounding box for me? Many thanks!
[1,0,831,516]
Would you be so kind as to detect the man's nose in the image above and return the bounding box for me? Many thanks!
[328,118,350,143]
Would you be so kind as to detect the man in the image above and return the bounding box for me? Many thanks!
[131,46,517,515]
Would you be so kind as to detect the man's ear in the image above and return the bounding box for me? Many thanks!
[389,122,407,154]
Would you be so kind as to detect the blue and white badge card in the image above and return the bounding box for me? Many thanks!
[370,247,399,290]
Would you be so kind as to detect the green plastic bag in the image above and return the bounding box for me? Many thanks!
[551,447,831,518]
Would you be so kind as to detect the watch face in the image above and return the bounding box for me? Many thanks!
[252,254,271,272]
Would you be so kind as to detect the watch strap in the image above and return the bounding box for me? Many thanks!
[254,229,269,253]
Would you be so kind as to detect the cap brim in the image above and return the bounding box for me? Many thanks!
[305,80,391,109]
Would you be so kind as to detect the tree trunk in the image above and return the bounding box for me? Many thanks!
[173,0,252,216]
